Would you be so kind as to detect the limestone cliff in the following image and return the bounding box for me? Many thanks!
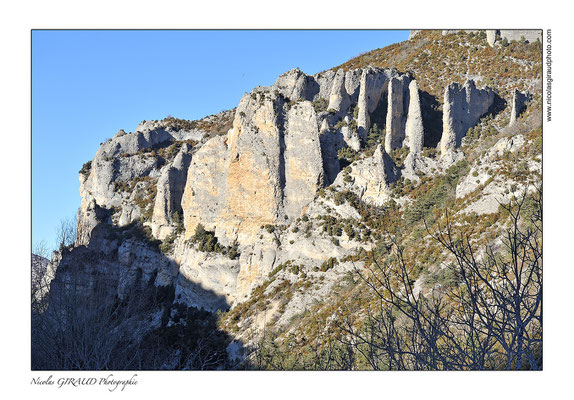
[35,29,544,371]
[44,31,541,357]
[64,62,508,314]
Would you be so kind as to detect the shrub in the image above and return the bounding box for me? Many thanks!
[191,224,218,252]
[228,242,239,260]
[404,159,469,225]
[338,146,357,168]
[334,192,345,206]
[390,146,410,167]
[160,233,177,254]
[367,123,383,148]
[422,147,437,159]
[79,161,92,177]
[319,257,338,272]
[172,211,185,234]
[312,98,328,113]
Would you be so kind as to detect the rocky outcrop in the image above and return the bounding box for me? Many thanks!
[64,63,512,318]
[327,69,351,114]
[509,89,531,126]
[319,121,341,185]
[486,30,497,47]
[182,136,229,240]
[76,198,111,246]
[273,68,318,101]
[97,128,174,160]
[409,30,421,40]
[384,75,411,152]
[357,68,391,143]
[440,80,494,154]
[313,70,337,101]
[334,145,398,206]
[214,92,286,245]
[182,68,418,246]
[151,144,193,239]
[283,102,324,218]
[498,30,542,44]
[405,80,424,153]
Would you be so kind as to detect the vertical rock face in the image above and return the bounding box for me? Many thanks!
[151,144,192,239]
[215,92,285,245]
[313,70,337,101]
[180,67,430,247]
[357,68,390,143]
[283,102,324,218]
[384,75,411,152]
[509,89,530,126]
[183,89,324,246]
[273,68,318,101]
[344,69,362,102]
[181,135,229,239]
[405,80,424,153]
[328,69,351,114]
[440,80,494,154]
[319,120,341,186]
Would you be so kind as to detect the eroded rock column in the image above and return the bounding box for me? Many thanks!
[405,80,424,153]
[384,75,410,152]
[440,80,494,154]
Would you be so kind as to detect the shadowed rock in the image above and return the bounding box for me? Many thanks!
[151,144,193,239]
[357,68,391,143]
[440,80,494,154]
[384,75,411,152]
[509,89,531,126]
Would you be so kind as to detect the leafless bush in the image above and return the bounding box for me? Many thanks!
[56,215,77,249]
[342,188,542,370]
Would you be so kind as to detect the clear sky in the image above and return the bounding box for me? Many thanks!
[32,29,409,252]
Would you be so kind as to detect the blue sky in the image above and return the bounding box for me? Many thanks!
[32,30,409,251]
